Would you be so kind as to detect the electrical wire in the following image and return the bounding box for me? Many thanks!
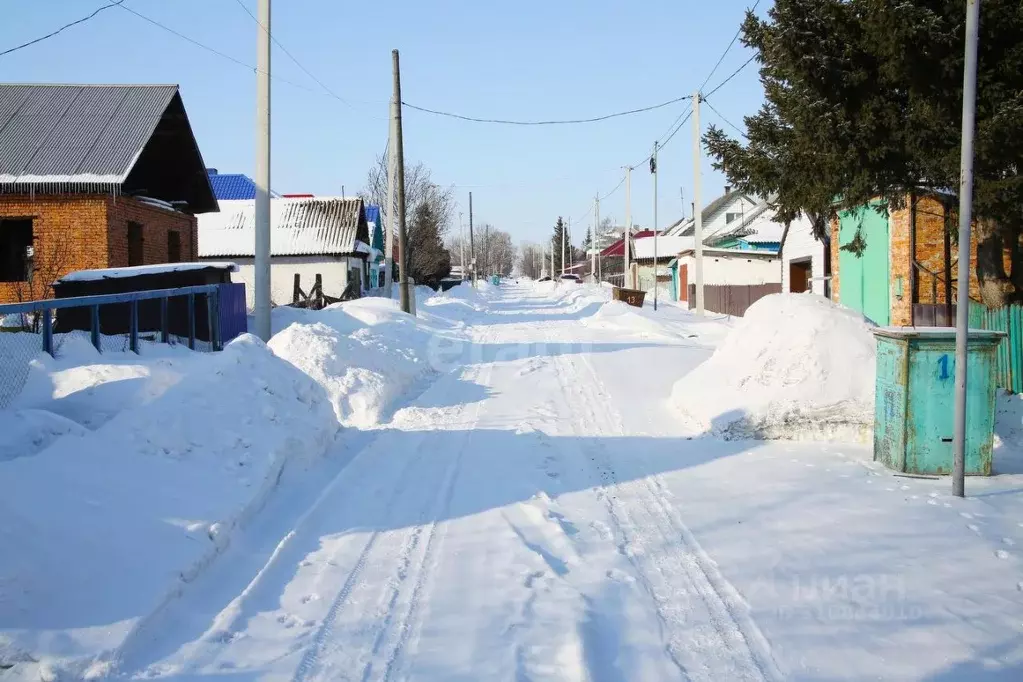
[400,94,692,126]
[704,54,757,98]
[699,0,761,92]
[703,98,747,138]
[116,5,340,98]
[0,0,126,57]
[228,0,352,107]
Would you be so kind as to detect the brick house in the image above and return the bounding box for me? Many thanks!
[830,192,1011,326]
[0,84,218,303]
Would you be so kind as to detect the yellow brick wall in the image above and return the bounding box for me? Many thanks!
[0,195,109,303]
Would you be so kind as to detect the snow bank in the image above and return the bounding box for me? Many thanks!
[671,294,876,441]
[0,335,338,679]
[583,300,682,339]
[269,297,444,428]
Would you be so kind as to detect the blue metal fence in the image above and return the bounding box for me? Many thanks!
[0,283,247,407]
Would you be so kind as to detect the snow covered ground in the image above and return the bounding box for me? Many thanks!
[2,282,1023,681]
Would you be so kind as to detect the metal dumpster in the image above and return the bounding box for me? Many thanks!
[613,287,646,308]
[873,327,1005,476]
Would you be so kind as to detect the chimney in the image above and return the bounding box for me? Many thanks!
[724,185,731,194]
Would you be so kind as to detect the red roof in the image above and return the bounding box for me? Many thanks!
[600,230,657,257]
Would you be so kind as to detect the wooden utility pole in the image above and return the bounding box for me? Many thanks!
[392,50,411,314]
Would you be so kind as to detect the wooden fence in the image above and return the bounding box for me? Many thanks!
[687,283,782,317]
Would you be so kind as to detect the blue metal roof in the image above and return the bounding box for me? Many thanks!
[207,170,258,200]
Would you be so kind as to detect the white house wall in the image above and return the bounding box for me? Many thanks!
[678,254,781,286]
[780,215,828,295]
[219,256,358,310]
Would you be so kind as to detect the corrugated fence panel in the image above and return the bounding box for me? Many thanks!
[969,301,1023,394]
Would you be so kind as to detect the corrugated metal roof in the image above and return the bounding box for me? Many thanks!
[198,197,368,257]
[0,84,178,183]
[207,171,258,200]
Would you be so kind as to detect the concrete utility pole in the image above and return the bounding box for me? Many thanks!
[550,231,555,278]
[561,218,566,277]
[652,142,659,311]
[469,192,476,287]
[624,166,632,289]
[392,50,411,314]
[592,195,599,282]
[384,99,397,299]
[693,91,705,315]
[458,212,465,274]
[253,0,272,341]
[952,0,981,498]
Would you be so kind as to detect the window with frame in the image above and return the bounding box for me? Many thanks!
[0,218,34,282]
[167,230,181,263]
[726,212,741,224]
[128,222,144,266]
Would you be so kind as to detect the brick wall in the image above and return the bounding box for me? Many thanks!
[105,197,197,268]
[0,195,109,304]
[829,215,841,303]
[0,194,199,304]
[833,193,1011,327]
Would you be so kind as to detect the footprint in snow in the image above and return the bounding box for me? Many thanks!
[961,512,974,519]
[1004,538,1016,546]
[967,524,981,533]
[995,549,1011,560]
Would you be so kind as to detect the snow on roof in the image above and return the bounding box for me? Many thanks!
[631,235,695,260]
[599,230,658,257]
[57,261,238,283]
[198,197,367,257]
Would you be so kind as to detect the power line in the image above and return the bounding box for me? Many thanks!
[705,54,757,99]
[703,98,747,138]
[699,0,761,92]
[401,94,692,126]
[115,5,338,98]
[228,0,352,107]
[0,0,126,58]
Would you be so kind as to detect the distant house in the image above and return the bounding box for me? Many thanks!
[631,235,694,292]
[197,196,370,308]
[780,212,830,297]
[364,204,387,289]
[0,84,217,303]
[663,187,760,240]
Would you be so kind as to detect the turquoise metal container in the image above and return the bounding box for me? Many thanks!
[873,328,1005,476]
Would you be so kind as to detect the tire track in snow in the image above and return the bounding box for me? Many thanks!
[293,325,498,682]
[561,345,782,682]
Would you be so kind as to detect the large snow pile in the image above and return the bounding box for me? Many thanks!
[269,297,450,428]
[583,300,682,339]
[671,294,876,441]
[0,335,338,680]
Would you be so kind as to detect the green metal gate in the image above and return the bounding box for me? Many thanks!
[839,206,890,325]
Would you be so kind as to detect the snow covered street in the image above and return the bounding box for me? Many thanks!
[4,282,1023,681]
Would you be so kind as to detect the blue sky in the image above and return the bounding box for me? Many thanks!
[0,0,766,246]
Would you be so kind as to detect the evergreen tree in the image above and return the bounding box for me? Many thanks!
[551,217,567,274]
[408,201,451,286]
[704,0,1023,305]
